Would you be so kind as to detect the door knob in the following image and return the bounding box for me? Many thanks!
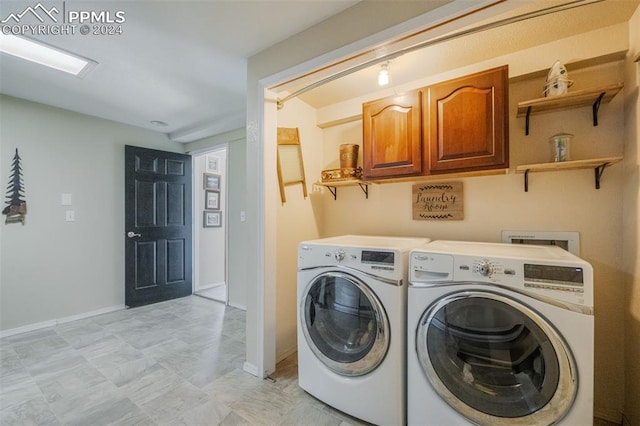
[127,231,142,238]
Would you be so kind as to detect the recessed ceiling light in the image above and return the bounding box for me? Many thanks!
[150,120,169,127]
[0,34,97,78]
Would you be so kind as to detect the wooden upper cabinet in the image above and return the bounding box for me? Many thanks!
[425,65,509,173]
[363,91,422,179]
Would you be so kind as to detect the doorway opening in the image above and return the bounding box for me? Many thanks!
[193,145,228,304]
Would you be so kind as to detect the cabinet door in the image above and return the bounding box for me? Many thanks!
[363,92,422,179]
[425,65,509,173]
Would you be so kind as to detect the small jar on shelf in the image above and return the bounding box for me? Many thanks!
[549,133,573,162]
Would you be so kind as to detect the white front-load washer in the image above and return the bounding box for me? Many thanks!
[297,235,430,425]
[407,240,594,426]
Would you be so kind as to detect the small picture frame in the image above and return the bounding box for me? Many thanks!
[205,190,220,210]
[206,155,220,173]
[203,173,221,190]
[203,211,222,227]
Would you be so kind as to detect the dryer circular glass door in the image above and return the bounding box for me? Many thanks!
[301,271,389,376]
[416,291,577,425]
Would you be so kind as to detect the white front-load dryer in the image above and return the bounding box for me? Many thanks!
[297,235,430,426]
[407,240,594,426]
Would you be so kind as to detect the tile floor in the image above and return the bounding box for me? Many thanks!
[2,295,612,426]
[0,295,366,425]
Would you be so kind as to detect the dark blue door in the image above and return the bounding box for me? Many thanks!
[125,145,192,307]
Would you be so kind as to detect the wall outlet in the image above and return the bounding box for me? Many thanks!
[65,210,75,222]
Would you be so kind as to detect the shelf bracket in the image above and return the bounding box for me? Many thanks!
[592,92,605,127]
[525,106,532,136]
[327,186,337,200]
[358,183,369,199]
[523,169,530,192]
[594,162,610,190]
[323,182,369,200]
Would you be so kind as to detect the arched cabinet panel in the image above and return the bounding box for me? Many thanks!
[425,65,509,173]
[363,92,422,179]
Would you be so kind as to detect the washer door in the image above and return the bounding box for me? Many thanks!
[416,291,577,425]
[301,271,390,376]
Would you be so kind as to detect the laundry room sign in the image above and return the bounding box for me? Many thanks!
[412,182,463,221]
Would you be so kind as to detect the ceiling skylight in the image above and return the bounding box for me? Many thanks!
[0,34,97,78]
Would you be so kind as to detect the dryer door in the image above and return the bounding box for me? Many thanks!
[301,271,390,376]
[416,291,577,425]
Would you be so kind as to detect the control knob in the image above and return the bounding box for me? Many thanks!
[334,250,346,262]
[475,261,493,277]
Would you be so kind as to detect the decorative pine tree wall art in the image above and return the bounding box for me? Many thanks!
[3,148,27,225]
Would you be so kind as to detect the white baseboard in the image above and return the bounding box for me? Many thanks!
[228,301,247,311]
[0,319,57,339]
[594,406,623,424]
[243,361,259,377]
[0,305,125,339]
[276,343,298,363]
[197,281,226,291]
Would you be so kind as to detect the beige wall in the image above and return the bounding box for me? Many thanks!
[276,26,633,422]
[0,95,184,333]
[275,98,325,360]
[319,61,626,421]
[249,6,639,418]
[623,5,640,426]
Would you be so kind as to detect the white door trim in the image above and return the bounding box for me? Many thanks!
[253,0,526,377]
[190,144,229,299]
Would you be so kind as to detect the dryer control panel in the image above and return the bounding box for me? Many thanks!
[299,244,405,281]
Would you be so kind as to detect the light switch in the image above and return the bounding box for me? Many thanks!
[61,193,72,206]
[240,211,246,222]
[65,210,75,222]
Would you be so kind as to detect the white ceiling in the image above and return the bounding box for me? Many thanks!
[1,1,638,144]
[296,0,639,109]
[0,0,359,141]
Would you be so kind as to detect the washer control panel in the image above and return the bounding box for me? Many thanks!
[463,258,516,283]
[410,248,593,306]
[473,261,493,277]
[333,250,346,262]
[469,260,517,279]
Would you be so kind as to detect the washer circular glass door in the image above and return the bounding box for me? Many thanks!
[301,271,389,376]
[416,291,577,425]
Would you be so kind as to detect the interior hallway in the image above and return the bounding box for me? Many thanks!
[0,296,365,425]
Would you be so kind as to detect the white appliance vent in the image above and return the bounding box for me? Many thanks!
[501,230,580,256]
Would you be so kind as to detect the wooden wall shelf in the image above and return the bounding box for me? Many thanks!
[516,82,624,135]
[516,156,623,192]
[315,180,372,200]
[367,168,508,184]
